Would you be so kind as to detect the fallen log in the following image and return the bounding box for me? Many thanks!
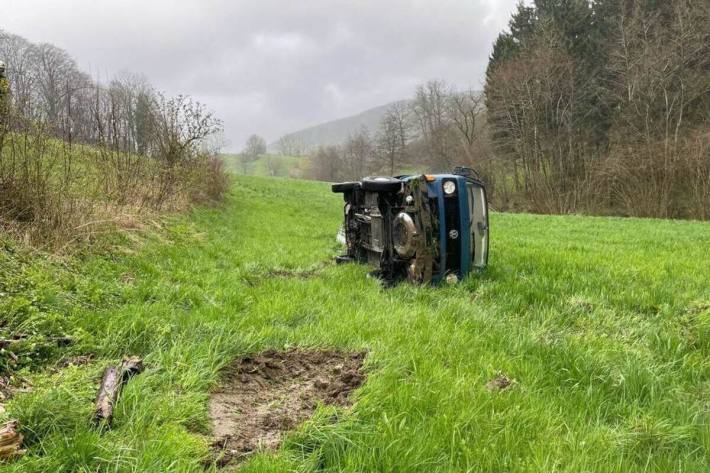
[93,356,144,427]
[0,420,24,461]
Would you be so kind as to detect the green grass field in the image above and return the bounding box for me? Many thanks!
[1,176,708,472]
[221,153,305,178]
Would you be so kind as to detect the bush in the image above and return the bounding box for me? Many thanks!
[0,80,228,248]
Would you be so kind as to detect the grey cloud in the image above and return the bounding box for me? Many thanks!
[4,0,519,150]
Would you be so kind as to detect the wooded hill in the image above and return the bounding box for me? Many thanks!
[299,0,708,220]
[485,0,709,218]
[270,101,408,154]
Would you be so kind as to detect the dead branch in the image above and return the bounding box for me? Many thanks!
[93,356,144,427]
[0,420,24,461]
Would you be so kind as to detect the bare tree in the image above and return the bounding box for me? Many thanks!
[307,145,341,181]
[485,21,595,214]
[275,134,305,156]
[264,155,280,176]
[0,27,230,245]
[447,90,484,149]
[411,80,457,171]
[33,43,77,125]
[103,73,156,154]
[376,102,409,175]
[342,127,374,180]
[0,30,36,118]
[152,94,221,163]
[240,134,266,173]
[599,0,710,218]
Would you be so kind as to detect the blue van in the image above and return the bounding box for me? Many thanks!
[332,167,489,284]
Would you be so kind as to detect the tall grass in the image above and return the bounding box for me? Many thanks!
[0,109,228,250]
[1,176,707,472]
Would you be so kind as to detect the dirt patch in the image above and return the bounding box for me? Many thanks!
[686,301,710,314]
[263,261,333,280]
[265,264,328,279]
[59,354,93,368]
[241,261,334,286]
[209,349,366,467]
[486,373,516,392]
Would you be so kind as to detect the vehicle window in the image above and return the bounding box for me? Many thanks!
[466,181,488,268]
[466,183,475,260]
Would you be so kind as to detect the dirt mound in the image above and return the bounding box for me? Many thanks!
[486,373,516,391]
[209,348,366,467]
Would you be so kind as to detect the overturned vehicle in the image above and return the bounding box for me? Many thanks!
[332,167,488,284]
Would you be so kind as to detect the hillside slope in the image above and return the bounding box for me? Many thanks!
[1,176,708,472]
[271,100,408,150]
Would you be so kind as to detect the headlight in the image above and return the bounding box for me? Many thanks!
[443,180,456,195]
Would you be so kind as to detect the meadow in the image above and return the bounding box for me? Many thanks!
[221,153,305,178]
[1,175,708,472]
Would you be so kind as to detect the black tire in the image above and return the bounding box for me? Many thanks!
[360,176,402,192]
[331,181,360,193]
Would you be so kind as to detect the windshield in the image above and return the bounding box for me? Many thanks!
[466,181,489,269]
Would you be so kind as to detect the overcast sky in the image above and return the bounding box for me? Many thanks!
[4,0,519,151]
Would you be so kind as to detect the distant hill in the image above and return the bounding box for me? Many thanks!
[271,100,408,151]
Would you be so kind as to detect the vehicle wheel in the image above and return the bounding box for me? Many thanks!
[360,176,402,192]
[331,181,360,193]
[393,212,417,258]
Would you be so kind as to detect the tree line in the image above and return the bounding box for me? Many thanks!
[301,0,708,220]
[485,0,708,218]
[0,29,228,247]
[304,85,489,184]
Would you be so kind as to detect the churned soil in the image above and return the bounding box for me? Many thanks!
[485,373,516,392]
[209,349,366,467]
